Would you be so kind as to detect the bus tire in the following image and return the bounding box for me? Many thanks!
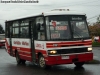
[16,51,22,65]
[74,62,85,67]
[38,55,51,69]
[21,60,26,64]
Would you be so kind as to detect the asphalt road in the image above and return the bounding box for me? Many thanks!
[0,47,100,75]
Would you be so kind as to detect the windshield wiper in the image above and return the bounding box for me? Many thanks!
[73,30,83,39]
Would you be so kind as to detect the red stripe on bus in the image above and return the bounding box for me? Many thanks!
[46,41,92,45]
[46,41,92,48]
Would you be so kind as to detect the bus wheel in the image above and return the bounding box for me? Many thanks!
[38,55,47,69]
[74,62,85,67]
[21,60,26,64]
[16,51,22,64]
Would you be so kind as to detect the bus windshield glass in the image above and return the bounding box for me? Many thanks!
[46,15,71,40]
[70,15,90,38]
[46,15,89,40]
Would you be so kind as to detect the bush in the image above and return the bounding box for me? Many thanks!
[92,42,100,47]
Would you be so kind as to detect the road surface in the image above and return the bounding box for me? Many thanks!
[0,47,100,75]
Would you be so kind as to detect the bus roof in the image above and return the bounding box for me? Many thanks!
[6,9,86,22]
[43,10,86,16]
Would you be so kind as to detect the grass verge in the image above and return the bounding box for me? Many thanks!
[92,42,100,47]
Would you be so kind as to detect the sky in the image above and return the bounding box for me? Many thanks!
[0,0,100,30]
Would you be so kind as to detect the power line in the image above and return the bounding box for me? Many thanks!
[81,5,100,6]
[49,0,100,9]
[87,14,100,20]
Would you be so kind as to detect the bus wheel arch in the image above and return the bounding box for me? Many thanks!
[38,54,46,69]
[37,52,42,59]
[37,52,45,68]
[15,50,26,65]
[15,50,22,64]
[37,52,51,69]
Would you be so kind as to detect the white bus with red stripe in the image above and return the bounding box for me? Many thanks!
[5,9,93,69]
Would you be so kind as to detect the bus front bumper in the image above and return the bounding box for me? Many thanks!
[45,52,93,65]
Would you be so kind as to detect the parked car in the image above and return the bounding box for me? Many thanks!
[0,34,5,48]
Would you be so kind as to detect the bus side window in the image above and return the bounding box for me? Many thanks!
[37,23,41,30]
[36,17,45,40]
[20,27,29,38]
[36,23,44,30]
[38,32,45,40]
[40,23,44,30]
[40,32,45,40]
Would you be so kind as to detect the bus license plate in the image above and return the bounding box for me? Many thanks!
[61,56,69,59]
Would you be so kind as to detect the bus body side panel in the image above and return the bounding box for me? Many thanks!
[6,38,33,61]
[5,38,11,55]
[34,41,47,62]
[5,38,93,65]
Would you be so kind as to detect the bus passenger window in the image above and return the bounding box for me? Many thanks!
[37,23,44,30]
[40,33,45,40]
[20,27,29,38]
[38,32,45,40]
[37,23,41,30]
[40,23,44,30]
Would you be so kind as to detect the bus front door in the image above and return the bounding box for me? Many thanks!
[9,25,13,56]
[29,20,36,63]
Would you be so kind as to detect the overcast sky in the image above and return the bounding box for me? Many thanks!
[0,0,100,29]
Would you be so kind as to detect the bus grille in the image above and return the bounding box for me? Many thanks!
[57,48,88,54]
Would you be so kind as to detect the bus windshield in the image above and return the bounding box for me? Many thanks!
[46,15,71,40]
[69,15,89,39]
[71,21,89,38]
[46,15,90,40]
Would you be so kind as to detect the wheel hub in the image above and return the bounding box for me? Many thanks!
[39,57,45,67]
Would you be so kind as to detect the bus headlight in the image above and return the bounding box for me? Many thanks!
[88,47,92,51]
[48,50,57,54]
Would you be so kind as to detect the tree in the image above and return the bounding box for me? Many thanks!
[0,24,4,34]
[96,15,100,24]
[88,15,100,37]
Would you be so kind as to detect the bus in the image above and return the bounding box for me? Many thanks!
[5,9,93,69]
[0,34,5,48]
